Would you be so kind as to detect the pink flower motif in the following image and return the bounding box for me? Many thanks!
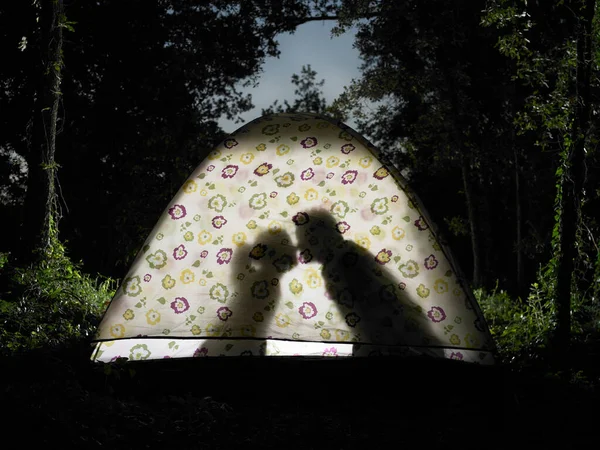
[326,172,334,179]
[207,165,215,172]
[301,168,315,180]
[322,347,338,357]
[336,221,350,234]
[298,301,317,319]
[223,138,238,149]
[341,170,358,185]
[292,212,309,226]
[341,144,355,154]
[449,352,464,361]
[427,306,447,323]
[170,297,190,314]
[217,306,233,321]
[221,164,239,178]
[168,204,186,220]
[270,191,278,198]
[200,250,208,258]
[415,216,429,231]
[375,249,392,265]
[298,249,313,264]
[391,195,399,203]
[424,254,439,270]
[173,244,188,260]
[254,162,272,176]
[194,347,208,357]
[143,274,152,282]
[301,136,318,148]
[212,215,227,229]
[398,282,407,291]
[216,248,233,265]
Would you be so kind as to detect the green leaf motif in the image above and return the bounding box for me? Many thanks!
[198,173,206,179]
[157,297,166,305]
[318,181,325,187]
[251,181,258,187]
[206,272,214,278]
[290,136,298,141]
[189,315,196,321]
[272,168,280,175]
[192,260,201,267]
[225,344,233,351]
[393,256,401,263]
[135,302,142,308]
[285,301,294,309]
[403,216,411,222]
[142,244,150,253]
[445,270,452,277]
[280,211,289,218]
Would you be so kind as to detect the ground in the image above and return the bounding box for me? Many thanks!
[2,345,597,449]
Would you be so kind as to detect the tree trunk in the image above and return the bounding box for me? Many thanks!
[461,154,482,288]
[554,0,595,367]
[513,128,525,298]
[20,0,64,264]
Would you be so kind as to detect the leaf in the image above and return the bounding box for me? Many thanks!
[206,272,214,278]
[198,173,206,179]
[330,190,336,196]
[290,136,298,141]
[142,244,150,253]
[272,168,280,174]
[212,240,219,245]
[403,216,411,222]
[225,344,233,351]
[280,211,289,218]
[340,164,346,168]
[168,341,176,349]
[393,256,401,263]
[157,297,166,305]
[185,222,191,227]
[285,301,294,309]
[189,315,196,321]
[220,157,227,162]
[192,260,201,267]
[318,181,325,187]
[135,302,142,308]
[251,181,258,187]
[264,306,271,311]
[318,321,324,326]
[445,270,452,277]
[316,149,321,153]
[371,185,379,191]
[209,183,216,190]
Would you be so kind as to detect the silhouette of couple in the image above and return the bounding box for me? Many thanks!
[221,208,440,356]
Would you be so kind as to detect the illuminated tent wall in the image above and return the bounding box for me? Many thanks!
[91,113,495,364]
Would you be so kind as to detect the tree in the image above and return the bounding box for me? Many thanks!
[262,64,329,114]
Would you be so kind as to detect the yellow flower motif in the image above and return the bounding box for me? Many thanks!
[208,150,221,160]
[286,192,300,206]
[110,324,125,338]
[276,144,290,156]
[199,279,207,286]
[232,232,247,247]
[241,325,256,337]
[255,163,271,175]
[359,156,373,168]
[123,309,135,321]
[416,284,430,298]
[374,166,390,179]
[354,234,371,250]
[313,156,323,165]
[200,189,208,196]
[275,313,292,328]
[180,269,195,284]
[464,333,479,349]
[305,268,322,289]
[370,226,381,236]
[240,152,255,164]
[183,180,197,194]
[449,334,461,346]
[392,226,406,240]
[191,325,202,336]
[246,220,258,230]
[326,156,340,168]
[162,275,176,290]
[304,188,318,201]
[320,329,331,340]
[256,143,267,151]
[205,323,222,337]
[434,279,449,294]
[198,230,212,245]
[289,278,303,295]
[146,309,161,325]
[268,221,282,235]
[335,330,350,342]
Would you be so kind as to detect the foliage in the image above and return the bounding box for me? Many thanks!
[0,241,116,356]
[477,271,600,365]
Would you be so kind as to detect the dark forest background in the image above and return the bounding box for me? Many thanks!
[1,0,600,402]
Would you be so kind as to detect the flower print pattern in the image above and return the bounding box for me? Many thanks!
[94,113,493,365]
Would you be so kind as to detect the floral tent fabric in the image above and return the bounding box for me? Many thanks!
[92,113,495,364]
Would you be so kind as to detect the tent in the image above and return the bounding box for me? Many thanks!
[91,113,495,364]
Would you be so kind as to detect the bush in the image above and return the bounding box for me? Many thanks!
[0,241,116,356]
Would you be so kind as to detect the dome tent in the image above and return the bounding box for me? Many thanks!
[91,113,495,364]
